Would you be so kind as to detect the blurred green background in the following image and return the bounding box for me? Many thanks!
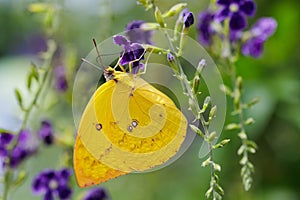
[1,0,300,199]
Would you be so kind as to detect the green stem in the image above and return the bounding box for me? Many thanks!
[158,12,218,200]
[2,40,57,200]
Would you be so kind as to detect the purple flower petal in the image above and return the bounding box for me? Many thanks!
[240,0,256,16]
[126,20,153,45]
[32,175,48,194]
[54,65,68,92]
[0,147,8,157]
[57,185,72,199]
[18,129,30,143]
[217,0,231,6]
[44,190,54,200]
[83,188,108,200]
[230,30,242,42]
[251,17,277,40]
[215,7,230,22]
[9,146,28,168]
[242,37,264,58]
[113,35,130,46]
[131,43,145,60]
[0,132,14,146]
[183,12,194,28]
[126,20,144,30]
[229,12,247,30]
[38,120,54,145]
[197,11,215,46]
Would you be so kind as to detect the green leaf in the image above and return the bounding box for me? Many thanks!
[13,171,27,187]
[213,139,230,149]
[27,74,33,90]
[14,89,24,109]
[30,62,39,81]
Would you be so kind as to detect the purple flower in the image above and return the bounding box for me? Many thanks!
[242,17,277,58]
[0,130,36,168]
[197,10,215,45]
[215,0,256,31]
[249,17,277,40]
[54,65,68,92]
[83,188,108,200]
[0,132,14,157]
[178,9,194,28]
[126,20,153,45]
[32,168,72,200]
[113,35,145,74]
[9,129,36,168]
[183,12,194,28]
[37,120,54,145]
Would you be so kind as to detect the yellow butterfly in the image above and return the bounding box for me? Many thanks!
[73,40,187,188]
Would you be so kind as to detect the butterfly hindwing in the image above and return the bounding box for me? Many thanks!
[74,71,187,187]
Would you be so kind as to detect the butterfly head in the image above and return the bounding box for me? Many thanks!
[104,67,116,81]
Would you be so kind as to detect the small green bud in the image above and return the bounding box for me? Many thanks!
[192,75,200,93]
[207,131,216,142]
[201,157,211,167]
[220,84,232,96]
[213,139,230,149]
[200,96,210,113]
[162,3,187,18]
[155,7,165,28]
[244,117,255,125]
[237,145,246,155]
[209,105,217,121]
[189,124,204,138]
[225,123,240,130]
[197,59,206,74]
[213,163,221,171]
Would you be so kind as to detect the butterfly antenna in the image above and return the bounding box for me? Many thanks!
[81,58,102,71]
[92,38,105,68]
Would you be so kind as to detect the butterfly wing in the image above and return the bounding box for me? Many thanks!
[74,72,187,187]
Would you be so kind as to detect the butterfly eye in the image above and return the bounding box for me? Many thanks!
[95,123,102,131]
[131,119,138,128]
[127,125,133,132]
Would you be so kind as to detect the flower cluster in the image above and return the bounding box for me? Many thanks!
[32,168,72,200]
[0,130,36,169]
[197,0,277,58]
[113,35,145,74]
